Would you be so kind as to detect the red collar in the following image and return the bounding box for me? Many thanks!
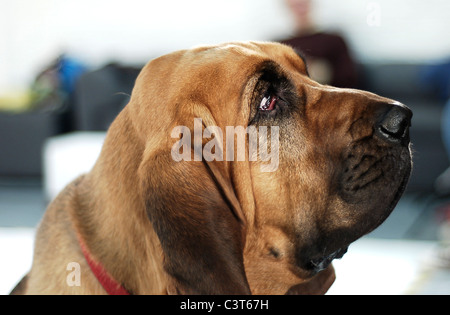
[78,235,130,295]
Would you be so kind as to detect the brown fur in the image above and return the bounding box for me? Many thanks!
[12,42,412,295]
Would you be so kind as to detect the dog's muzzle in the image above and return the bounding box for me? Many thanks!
[307,247,348,273]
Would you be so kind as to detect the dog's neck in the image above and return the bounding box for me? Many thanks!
[77,233,130,295]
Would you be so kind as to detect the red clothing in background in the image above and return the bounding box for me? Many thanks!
[281,32,359,89]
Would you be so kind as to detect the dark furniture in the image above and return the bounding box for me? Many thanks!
[0,109,65,177]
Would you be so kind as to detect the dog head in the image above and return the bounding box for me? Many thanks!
[130,42,412,294]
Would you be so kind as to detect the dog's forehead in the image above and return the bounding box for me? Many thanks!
[192,42,263,56]
[191,42,307,75]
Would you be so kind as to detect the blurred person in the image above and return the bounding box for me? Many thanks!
[421,60,450,196]
[421,60,450,265]
[279,0,359,88]
[437,98,450,196]
[436,94,450,266]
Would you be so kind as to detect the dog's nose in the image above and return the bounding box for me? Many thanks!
[376,104,412,144]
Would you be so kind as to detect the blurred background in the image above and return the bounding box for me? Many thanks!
[1,0,450,295]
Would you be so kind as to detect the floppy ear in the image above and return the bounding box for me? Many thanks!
[139,153,251,295]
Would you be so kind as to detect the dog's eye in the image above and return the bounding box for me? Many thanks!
[259,94,278,111]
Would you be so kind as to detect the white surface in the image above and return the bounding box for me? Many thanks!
[0,228,442,295]
[43,132,106,201]
[0,228,35,295]
[328,238,438,295]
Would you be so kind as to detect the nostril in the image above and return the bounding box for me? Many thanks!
[380,109,408,137]
[377,105,412,143]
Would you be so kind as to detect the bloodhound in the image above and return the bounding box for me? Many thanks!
[12,41,412,295]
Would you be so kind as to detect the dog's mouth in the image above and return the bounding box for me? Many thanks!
[306,247,348,273]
